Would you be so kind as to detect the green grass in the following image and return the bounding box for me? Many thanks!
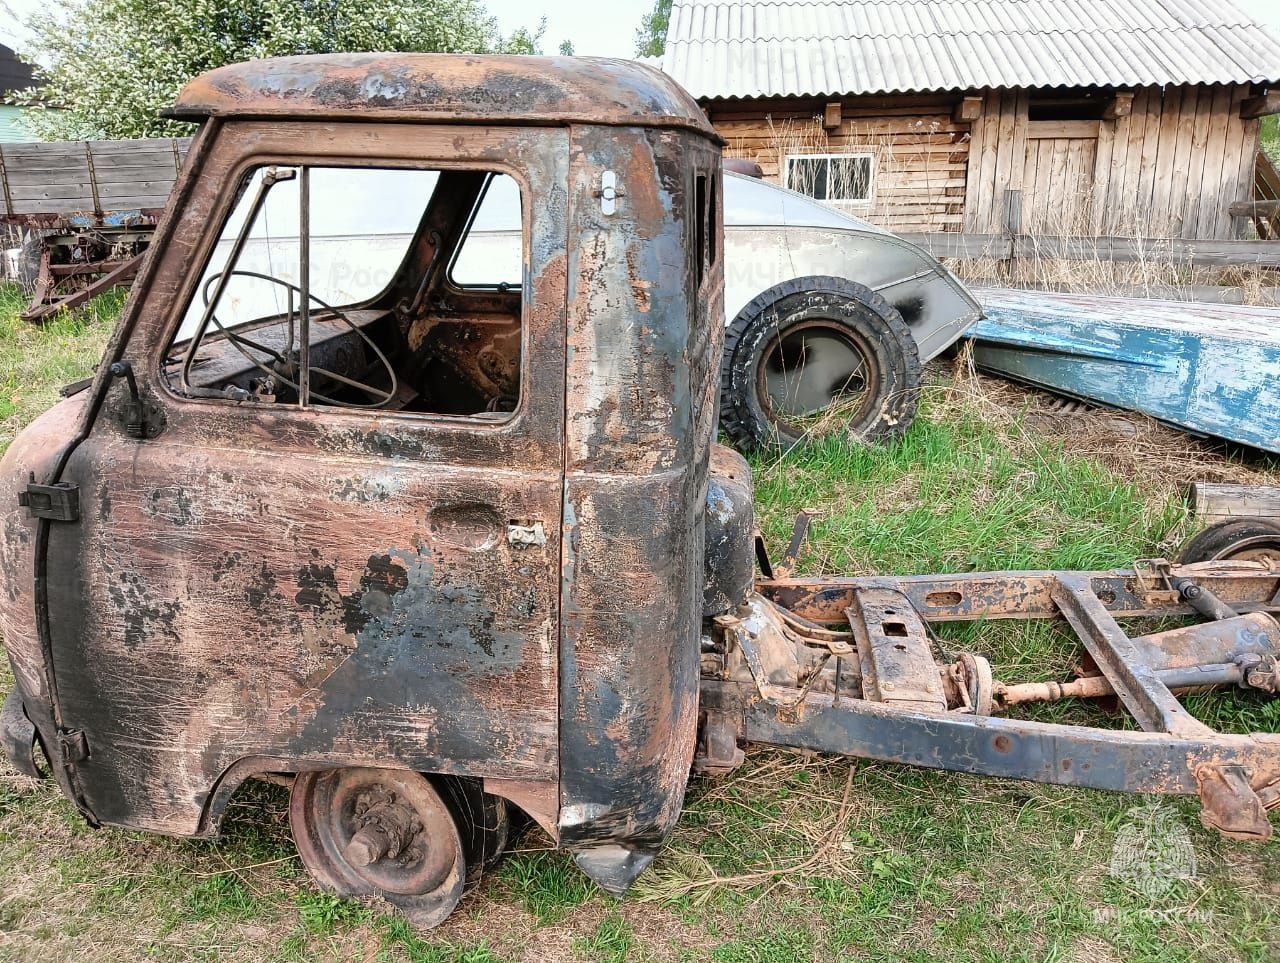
[0,281,1279,961]
[0,283,120,455]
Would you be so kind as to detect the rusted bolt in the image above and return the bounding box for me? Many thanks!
[993,735,1013,753]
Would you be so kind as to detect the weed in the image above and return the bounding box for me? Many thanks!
[294,890,370,935]
[573,912,637,962]
[496,849,594,924]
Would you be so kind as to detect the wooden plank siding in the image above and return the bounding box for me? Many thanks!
[962,83,1261,239]
[0,138,188,217]
[704,83,1261,240]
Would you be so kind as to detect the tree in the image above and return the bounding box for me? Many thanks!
[634,0,671,58]
[558,39,574,57]
[17,0,545,139]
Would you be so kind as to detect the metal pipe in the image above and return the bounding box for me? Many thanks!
[180,166,295,396]
[298,166,311,408]
[1172,576,1239,621]
[997,662,1245,706]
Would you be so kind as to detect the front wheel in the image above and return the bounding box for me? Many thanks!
[719,277,921,452]
[290,767,487,928]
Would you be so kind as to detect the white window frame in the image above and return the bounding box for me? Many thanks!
[784,152,875,206]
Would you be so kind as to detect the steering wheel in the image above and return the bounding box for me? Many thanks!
[198,270,399,409]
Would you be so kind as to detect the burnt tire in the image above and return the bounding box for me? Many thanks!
[1178,519,1280,564]
[436,775,510,886]
[720,277,921,452]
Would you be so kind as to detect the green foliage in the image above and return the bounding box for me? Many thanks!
[0,282,118,456]
[1262,115,1280,165]
[634,0,672,58]
[16,0,546,139]
[183,873,259,921]
[380,915,505,963]
[293,890,370,934]
[558,39,575,57]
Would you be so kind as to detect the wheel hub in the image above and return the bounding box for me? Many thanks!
[756,315,882,439]
[344,787,425,868]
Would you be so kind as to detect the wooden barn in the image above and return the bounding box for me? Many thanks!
[659,0,1280,240]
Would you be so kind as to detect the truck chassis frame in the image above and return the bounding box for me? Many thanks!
[702,539,1280,840]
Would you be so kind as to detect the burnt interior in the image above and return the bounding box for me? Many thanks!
[165,168,523,417]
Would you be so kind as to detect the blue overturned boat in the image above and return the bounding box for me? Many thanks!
[969,288,1280,455]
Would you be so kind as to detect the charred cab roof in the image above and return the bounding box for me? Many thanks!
[168,53,719,139]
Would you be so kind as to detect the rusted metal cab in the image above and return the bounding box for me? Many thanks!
[0,54,724,921]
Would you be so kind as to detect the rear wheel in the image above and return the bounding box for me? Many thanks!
[290,767,507,928]
[720,277,921,452]
[1178,519,1280,564]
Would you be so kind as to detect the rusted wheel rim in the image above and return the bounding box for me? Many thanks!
[1226,541,1280,564]
[757,318,880,436]
[290,768,465,926]
[1205,535,1280,564]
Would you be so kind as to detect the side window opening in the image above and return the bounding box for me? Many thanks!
[450,174,522,288]
[707,174,718,269]
[694,172,708,287]
[166,165,526,419]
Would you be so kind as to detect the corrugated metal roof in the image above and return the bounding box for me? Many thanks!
[661,0,1280,98]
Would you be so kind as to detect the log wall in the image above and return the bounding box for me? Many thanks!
[705,94,969,233]
[705,84,1261,239]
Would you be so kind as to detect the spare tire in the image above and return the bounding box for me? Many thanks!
[720,276,921,452]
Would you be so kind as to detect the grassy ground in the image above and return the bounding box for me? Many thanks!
[1,283,1279,962]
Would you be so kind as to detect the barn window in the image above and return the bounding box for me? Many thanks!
[1028,94,1106,122]
[785,153,874,204]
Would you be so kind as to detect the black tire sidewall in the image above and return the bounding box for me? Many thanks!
[1178,519,1280,562]
[720,276,922,452]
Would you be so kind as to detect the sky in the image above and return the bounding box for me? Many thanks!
[4,0,1280,60]
[485,0,654,57]
[0,0,657,56]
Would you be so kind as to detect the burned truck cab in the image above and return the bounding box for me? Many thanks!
[0,54,729,922]
[7,52,1280,934]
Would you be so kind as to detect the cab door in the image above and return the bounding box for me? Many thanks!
[44,121,569,834]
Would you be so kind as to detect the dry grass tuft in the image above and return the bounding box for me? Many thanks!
[939,345,1280,499]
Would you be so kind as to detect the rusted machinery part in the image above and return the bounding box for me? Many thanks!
[289,768,473,927]
[704,569,1280,839]
[720,276,922,452]
[723,157,764,179]
[1179,519,1280,565]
